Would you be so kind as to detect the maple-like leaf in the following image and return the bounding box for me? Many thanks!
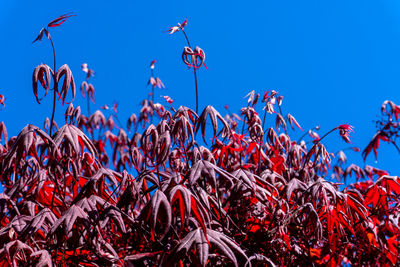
[53,124,97,158]
[32,28,50,43]
[287,113,303,131]
[140,124,158,160]
[0,215,32,237]
[22,208,57,237]
[344,164,365,181]
[127,113,138,133]
[0,240,34,267]
[88,110,107,130]
[195,105,229,143]
[169,185,209,234]
[141,190,171,240]
[75,195,133,235]
[54,64,76,105]
[80,81,95,103]
[167,228,248,267]
[189,160,217,187]
[306,177,338,205]
[285,178,307,201]
[2,124,57,175]
[169,185,192,227]
[100,205,128,234]
[49,205,89,236]
[154,131,171,165]
[32,64,53,104]
[64,103,81,124]
[171,115,195,145]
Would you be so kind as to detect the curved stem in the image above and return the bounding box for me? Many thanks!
[113,113,124,129]
[181,30,192,48]
[86,76,91,116]
[193,68,198,114]
[391,141,400,154]
[86,96,91,116]
[49,36,57,137]
[49,36,56,73]
[181,30,199,114]
[49,83,57,137]
[150,69,155,123]
[278,104,287,135]
[301,127,337,171]
[297,126,318,144]
[151,86,155,124]
[262,107,267,131]
[151,69,155,104]
[241,105,249,135]
[257,136,263,174]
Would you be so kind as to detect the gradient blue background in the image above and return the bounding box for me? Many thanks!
[1,1,400,176]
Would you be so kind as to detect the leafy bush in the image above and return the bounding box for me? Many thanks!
[0,15,399,267]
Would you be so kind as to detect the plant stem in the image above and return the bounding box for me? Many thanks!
[150,69,155,124]
[241,105,249,135]
[193,68,198,114]
[181,30,199,114]
[87,96,91,116]
[301,127,337,171]
[49,37,56,78]
[297,126,318,144]
[86,77,91,116]
[181,30,192,48]
[151,69,155,104]
[391,141,400,154]
[49,84,57,137]
[113,113,124,129]
[49,36,57,137]
[278,104,287,135]
[257,136,263,174]
[262,107,267,131]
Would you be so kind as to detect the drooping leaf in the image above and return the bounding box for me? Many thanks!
[53,124,97,158]
[54,64,76,105]
[142,190,171,240]
[47,13,76,28]
[168,228,248,267]
[49,205,89,236]
[195,105,229,144]
[32,64,53,104]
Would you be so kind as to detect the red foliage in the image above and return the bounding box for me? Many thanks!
[0,17,399,267]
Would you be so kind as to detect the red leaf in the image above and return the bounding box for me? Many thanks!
[32,28,50,43]
[47,13,76,28]
[362,131,389,160]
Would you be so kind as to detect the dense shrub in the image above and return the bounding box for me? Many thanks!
[0,15,399,267]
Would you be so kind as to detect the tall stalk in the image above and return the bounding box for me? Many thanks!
[151,68,155,105]
[49,36,57,137]
[33,14,75,136]
[86,95,91,115]
[181,30,199,114]
[151,68,155,124]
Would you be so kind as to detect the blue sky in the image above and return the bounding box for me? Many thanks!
[1,0,400,175]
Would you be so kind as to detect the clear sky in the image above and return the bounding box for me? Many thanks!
[1,0,400,175]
